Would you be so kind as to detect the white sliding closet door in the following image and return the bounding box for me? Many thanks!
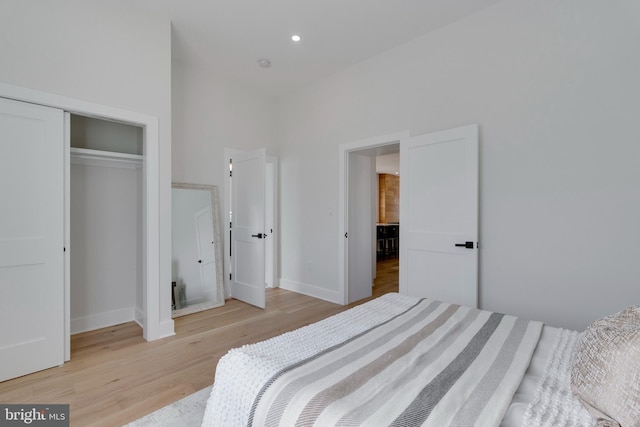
[0,97,64,381]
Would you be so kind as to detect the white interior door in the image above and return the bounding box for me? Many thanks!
[195,206,217,302]
[399,124,478,307]
[347,152,375,303]
[231,148,266,308]
[0,97,65,381]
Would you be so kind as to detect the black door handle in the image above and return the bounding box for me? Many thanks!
[198,260,202,263]
[455,241,474,249]
[252,233,264,239]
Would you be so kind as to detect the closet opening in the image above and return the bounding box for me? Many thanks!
[68,114,144,343]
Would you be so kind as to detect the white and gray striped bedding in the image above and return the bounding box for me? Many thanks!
[202,294,543,427]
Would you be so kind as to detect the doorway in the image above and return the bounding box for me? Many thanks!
[340,125,479,307]
[68,115,143,338]
[374,153,401,299]
[338,131,409,305]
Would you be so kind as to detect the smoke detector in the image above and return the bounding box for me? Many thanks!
[258,58,271,68]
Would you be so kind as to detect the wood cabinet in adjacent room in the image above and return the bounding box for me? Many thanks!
[378,173,399,224]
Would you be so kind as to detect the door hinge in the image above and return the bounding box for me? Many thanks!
[63,247,66,252]
[229,273,232,281]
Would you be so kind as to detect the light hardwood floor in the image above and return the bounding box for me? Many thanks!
[0,258,398,426]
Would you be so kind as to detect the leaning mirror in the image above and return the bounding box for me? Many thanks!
[171,183,225,317]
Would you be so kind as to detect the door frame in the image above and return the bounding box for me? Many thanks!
[338,131,409,305]
[264,157,279,288]
[0,82,170,350]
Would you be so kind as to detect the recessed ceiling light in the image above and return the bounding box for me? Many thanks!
[258,58,271,68]
[291,34,301,42]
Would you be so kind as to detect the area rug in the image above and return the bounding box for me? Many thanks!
[123,386,211,427]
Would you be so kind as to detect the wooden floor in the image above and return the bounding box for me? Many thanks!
[0,258,398,426]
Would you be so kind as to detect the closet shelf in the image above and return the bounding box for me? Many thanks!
[70,147,143,169]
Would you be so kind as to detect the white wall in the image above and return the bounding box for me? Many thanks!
[172,60,278,191]
[277,0,640,330]
[0,0,173,335]
[70,163,139,333]
[71,115,143,155]
[171,60,279,295]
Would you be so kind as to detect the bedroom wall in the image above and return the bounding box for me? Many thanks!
[0,0,173,334]
[277,0,640,330]
[172,60,278,191]
[171,60,279,295]
[70,163,139,333]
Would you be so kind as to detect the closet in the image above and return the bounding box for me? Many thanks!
[0,93,153,382]
[69,115,143,334]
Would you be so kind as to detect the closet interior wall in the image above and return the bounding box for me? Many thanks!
[69,115,143,334]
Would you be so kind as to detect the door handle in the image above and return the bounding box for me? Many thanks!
[455,241,474,249]
[251,233,264,239]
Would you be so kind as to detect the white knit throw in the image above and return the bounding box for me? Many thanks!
[522,329,595,427]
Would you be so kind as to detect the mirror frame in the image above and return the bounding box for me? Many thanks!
[171,182,225,317]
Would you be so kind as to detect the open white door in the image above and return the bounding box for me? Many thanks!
[230,148,266,308]
[0,97,65,381]
[347,152,375,303]
[399,124,478,307]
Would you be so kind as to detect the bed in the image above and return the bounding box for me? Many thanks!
[201,293,638,426]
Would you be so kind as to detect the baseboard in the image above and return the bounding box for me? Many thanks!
[71,307,136,335]
[157,318,176,339]
[133,307,175,340]
[135,306,145,328]
[267,277,280,288]
[279,279,341,304]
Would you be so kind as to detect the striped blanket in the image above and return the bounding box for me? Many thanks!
[248,299,542,427]
[201,294,542,427]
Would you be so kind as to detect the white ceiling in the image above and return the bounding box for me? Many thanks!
[124,0,501,97]
[376,153,400,176]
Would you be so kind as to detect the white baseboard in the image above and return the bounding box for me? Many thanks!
[71,307,136,335]
[135,306,145,328]
[133,306,174,339]
[279,279,341,304]
[158,318,176,339]
[266,278,280,289]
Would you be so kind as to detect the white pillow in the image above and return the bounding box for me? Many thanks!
[571,306,640,427]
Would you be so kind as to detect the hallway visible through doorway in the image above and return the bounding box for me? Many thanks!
[373,257,399,298]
